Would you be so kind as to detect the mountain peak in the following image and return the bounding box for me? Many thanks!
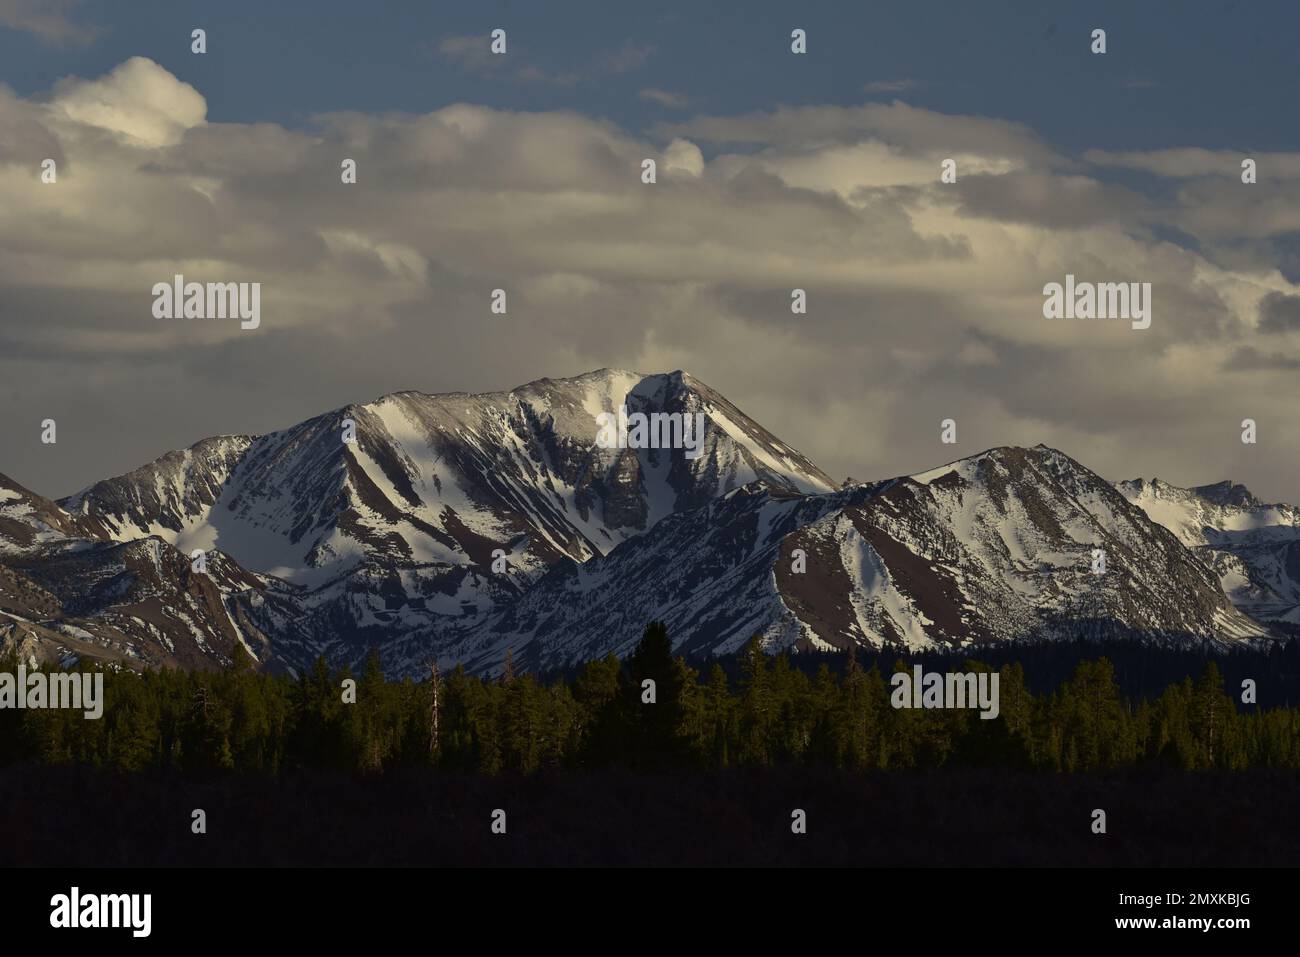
[359,370,708,417]
[1190,480,1262,509]
[1118,476,1264,510]
[517,367,646,390]
[0,471,37,498]
[8,375,1294,677]
[52,367,837,661]
[910,443,1082,486]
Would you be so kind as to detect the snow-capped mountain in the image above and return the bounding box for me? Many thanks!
[448,445,1267,676]
[1118,477,1300,625]
[0,472,112,553]
[431,481,888,675]
[0,373,1287,677]
[51,370,834,668]
[0,471,302,669]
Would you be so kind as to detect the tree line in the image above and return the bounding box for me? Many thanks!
[2,622,1298,775]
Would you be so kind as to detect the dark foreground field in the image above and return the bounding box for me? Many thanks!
[2,764,1298,866]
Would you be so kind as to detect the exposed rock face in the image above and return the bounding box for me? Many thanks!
[1118,476,1300,625]
[0,375,1284,678]
[17,370,833,673]
[451,445,1267,677]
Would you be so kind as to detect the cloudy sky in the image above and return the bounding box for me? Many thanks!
[3,0,1300,502]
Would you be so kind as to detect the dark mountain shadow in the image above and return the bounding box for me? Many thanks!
[541,626,1300,708]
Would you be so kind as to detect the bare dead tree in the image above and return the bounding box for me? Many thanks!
[427,657,441,759]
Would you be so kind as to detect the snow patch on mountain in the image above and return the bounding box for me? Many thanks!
[1119,477,1300,623]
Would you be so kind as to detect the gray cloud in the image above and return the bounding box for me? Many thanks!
[439,34,649,87]
[863,79,925,94]
[2,60,1300,506]
[1258,291,1300,333]
[639,88,689,109]
[1086,148,1300,179]
[0,0,98,45]
[438,34,578,86]
[600,42,655,74]
[952,170,1152,229]
[659,101,1063,168]
[1222,346,1300,371]
[436,35,504,73]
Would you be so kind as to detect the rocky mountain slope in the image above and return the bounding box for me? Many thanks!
[0,372,1287,676]
[449,445,1267,676]
[40,370,833,671]
[0,472,112,553]
[1118,477,1300,625]
[0,471,299,669]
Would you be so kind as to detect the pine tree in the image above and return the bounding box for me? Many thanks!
[13,627,1300,779]
[1056,658,1135,770]
[705,662,732,768]
[838,649,874,768]
[502,672,544,773]
[623,621,688,769]
[353,650,386,772]
[674,657,706,765]
[229,641,254,673]
[738,635,772,766]
[882,659,920,769]
[184,681,234,771]
[804,663,838,767]
[1191,662,1236,769]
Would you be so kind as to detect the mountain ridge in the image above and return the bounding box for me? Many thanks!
[1117,475,1300,626]
[0,372,1288,676]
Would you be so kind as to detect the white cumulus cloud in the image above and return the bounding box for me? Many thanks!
[50,56,206,148]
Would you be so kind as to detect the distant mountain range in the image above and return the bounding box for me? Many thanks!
[1,370,1293,676]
